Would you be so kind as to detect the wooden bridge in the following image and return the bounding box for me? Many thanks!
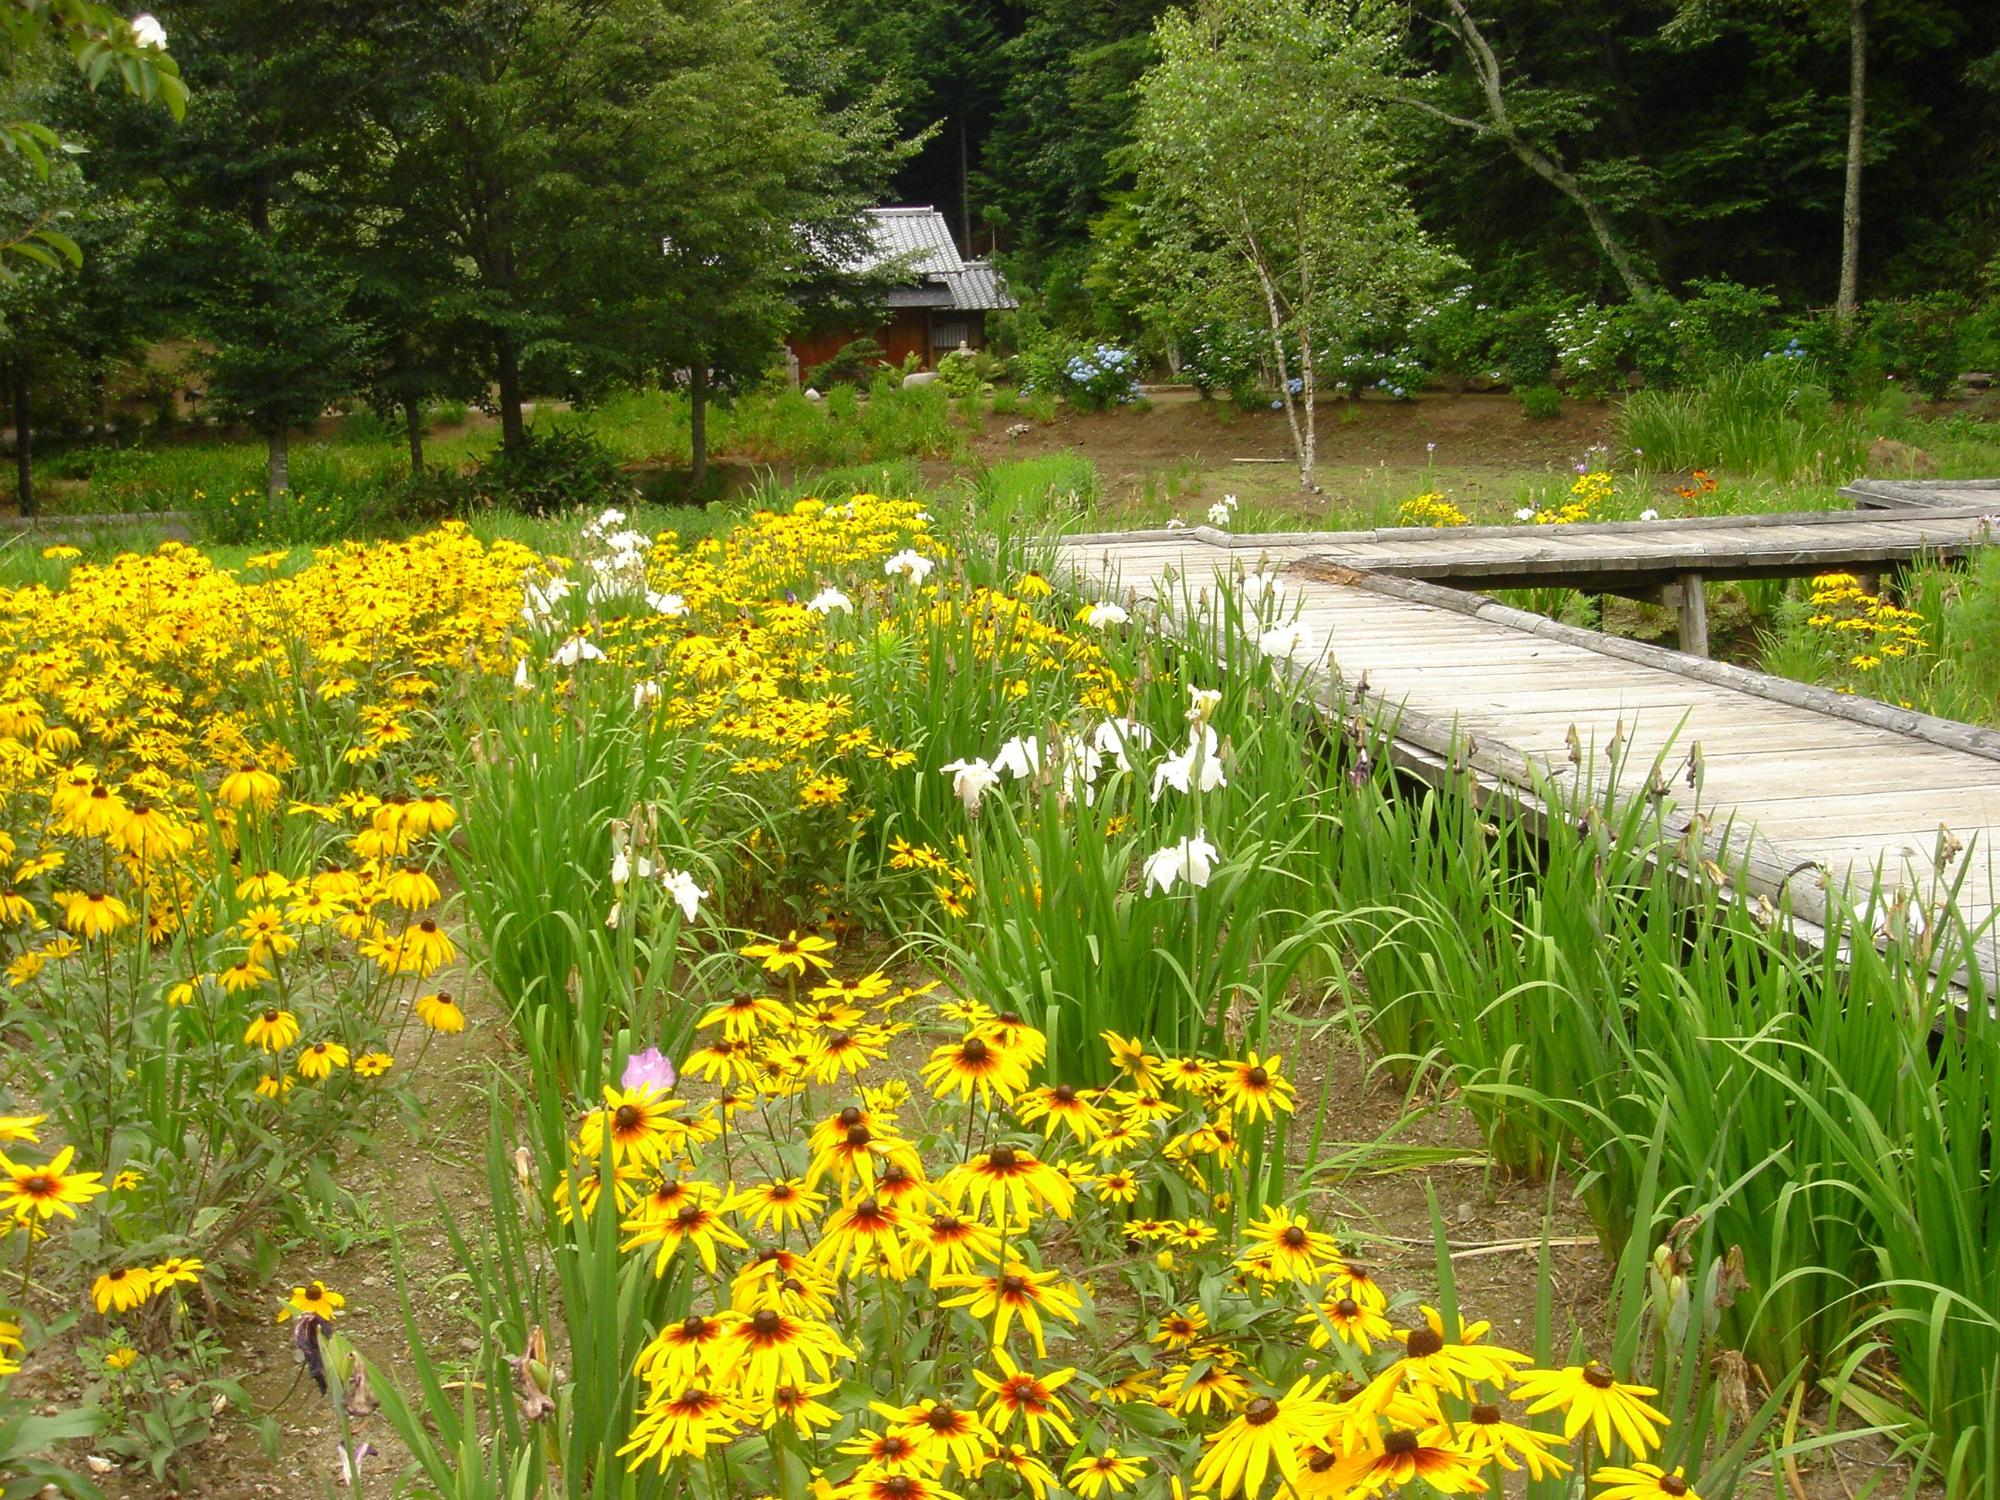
[1056,499,2000,987]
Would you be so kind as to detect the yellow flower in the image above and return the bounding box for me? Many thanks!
[0,1146,107,1221]
[92,1265,158,1314]
[1066,1448,1146,1499]
[104,1345,139,1371]
[1510,1362,1668,1458]
[243,1008,300,1051]
[60,890,133,941]
[413,991,466,1033]
[279,1280,345,1321]
[296,1040,350,1079]
[217,764,283,811]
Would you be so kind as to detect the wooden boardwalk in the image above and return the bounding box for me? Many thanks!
[1056,523,2000,986]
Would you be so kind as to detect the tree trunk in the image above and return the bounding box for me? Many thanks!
[1837,0,1866,326]
[496,341,526,451]
[267,425,290,499]
[12,364,33,519]
[403,397,426,475]
[959,119,972,252]
[689,363,709,494]
[1296,321,1317,491]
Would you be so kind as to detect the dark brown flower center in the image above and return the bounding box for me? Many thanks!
[24,1174,53,1195]
[683,1316,709,1337]
[1470,1403,1501,1424]
[925,1404,958,1430]
[263,1008,280,1022]
[1336,1297,1360,1317]
[1660,1478,1689,1497]
[1384,1431,1420,1456]
[1584,1363,1616,1389]
[988,1145,1017,1170]
[1244,1397,1279,1426]
[838,1107,863,1126]
[676,1203,703,1225]
[846,1124,871,1147]
[881,1165,910,1186]
[614,1104,641,1129]
[753,1309,782,1336]
[1246,1066,1269,1087]
[1282,1226,1309,1248]
[1405,1327,1445,1358]
[1053,1083,1078,1103]
[999,1274,1027,1296]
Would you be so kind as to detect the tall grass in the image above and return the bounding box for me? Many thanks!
[1621,360,1873,484]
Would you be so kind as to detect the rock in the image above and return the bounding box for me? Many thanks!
[802,387,822,402]
[901,370,939,389]
[1005,422,1032,439]
[1867,437,1937,476]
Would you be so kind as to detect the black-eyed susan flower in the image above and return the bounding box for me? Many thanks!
[762,1379,842,1436]
[920,1032,1031,1106]
[1066,1447,1147,1499]
[1159,1360,1254,1417]
[936,1264,1081,1356]
[1454,1401,1572,1479]
[1315,1426,1486,1498]
[697,993,792,1042]
[1152,1306,1208,1349]
[92,1265,157,1314]
[1510,1362,1668,1458]
[623,1196,749,1275]
[974,1349,1078,1447]
[728,1177,826,1235]
[883,1397,996,1475]
[296,1039,349,1079]
[1192,1377,1342,1499]
[0,1114,43,1146]
[218,764,282,811]
[280,1280,345,1321]
[1357,1305,1533,1417]
[217,957,273,994]
[1014,1083,1106,1143]
[151,1255,205,1290]
[1214,1051,1295,1122]
[0,1146,107,1220]
[905,1208,1000,1283]
[620,1385,740,1469]
[717,1308,853,1399]
[1237,1206,1340,1283]
[740,929,836,977]
[634,1312,738,1388]
[1297,1292,1393,1354]
[1092,1167,1139,1203]
[943,1145,1074,1221]
[243,1004,298,1048]
[811,1193,911,1279]
[993,1444,1058,1498]
[60,890,132,941]
[1593,1462,1702,1500]
[353,1051,394,1078]
[579,1085,681,1168]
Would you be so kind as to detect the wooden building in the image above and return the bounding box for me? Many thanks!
[788,207,1018,378]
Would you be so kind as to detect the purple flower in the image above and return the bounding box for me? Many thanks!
[622,1046,677,1092]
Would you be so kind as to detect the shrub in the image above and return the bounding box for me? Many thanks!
[1178,320,1266,405]
[804,336,888,390]
[1869,292,1971,401]
[1517,383,1563,419]
[934,348,985,400]
[1406,282,1500,390]
[1549,301,1628,398]
[1491,300,1559,388]
[1670,278,1783,380]
[474,424,633,516]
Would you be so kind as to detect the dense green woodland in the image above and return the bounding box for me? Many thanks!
[894,0,2000,312]
[2,0,1998,508]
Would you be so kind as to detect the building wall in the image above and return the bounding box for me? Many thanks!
[787,309,987,381]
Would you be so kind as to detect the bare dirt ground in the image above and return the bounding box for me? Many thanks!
[964,390,1624,523]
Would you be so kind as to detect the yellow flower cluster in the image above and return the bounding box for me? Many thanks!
[1394,494,1470,529]
[1802,572,1927,673]
[545,938,1685,1500]
[1533,470,1613,527]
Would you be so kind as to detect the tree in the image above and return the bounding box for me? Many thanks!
[1133,0,1451,488]
[1401,0,1657,302]
[0,0,184,276]
[569,0,907,491]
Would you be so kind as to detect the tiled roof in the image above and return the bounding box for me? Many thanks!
[842,208,1018,311]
